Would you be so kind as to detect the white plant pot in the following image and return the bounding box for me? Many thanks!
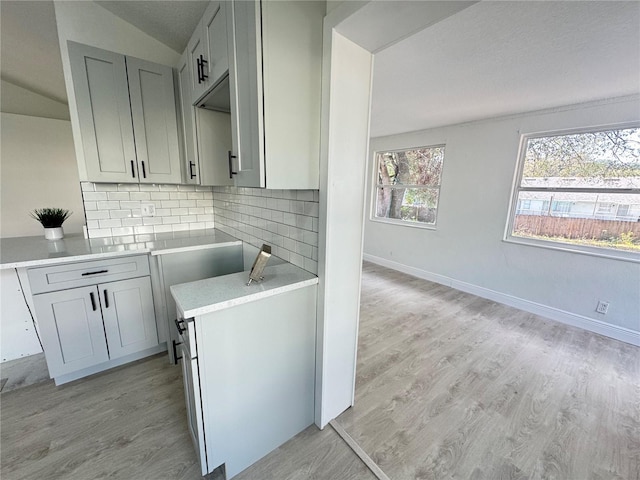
[44,227,64,240]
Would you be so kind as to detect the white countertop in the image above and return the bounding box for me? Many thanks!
[0,229,241,269]
[170,262,319,318]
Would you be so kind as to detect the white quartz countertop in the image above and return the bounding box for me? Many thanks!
[170,262,318,318]
[0,229,241,269]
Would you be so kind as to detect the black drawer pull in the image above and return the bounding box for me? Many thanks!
[103,289,109,308]
[89,292,97,311]
[228,151,237,179]
[175,318,186,335]
[189,161,197,179]
[141,161,146,178]
[82,270,109,276]
[131,160,136,178]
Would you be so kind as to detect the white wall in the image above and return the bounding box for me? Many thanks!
[364,96,640,344]
[0,80,70,121]
[53,1,181,181]
[0,113,84,238]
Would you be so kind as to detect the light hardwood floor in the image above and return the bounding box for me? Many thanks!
[336,262,640,480]
[2,262,638,479]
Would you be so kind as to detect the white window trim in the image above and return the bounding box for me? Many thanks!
[369,145,445,230]
[504,122,640,264]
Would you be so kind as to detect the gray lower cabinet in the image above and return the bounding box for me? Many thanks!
[29,256,160,385]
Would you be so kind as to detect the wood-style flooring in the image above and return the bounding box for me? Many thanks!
[335,262,640,480]
[2,261,638,479]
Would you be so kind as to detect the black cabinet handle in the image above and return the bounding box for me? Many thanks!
[175,318,186,335]
[89,292,97,311]
[82,269,108,276]
[199,55,208,81]
[103,289,109,309]
[131,160,136,178]
[141,161,146,178]
[196,57,202,83]
[189,161,197,179]
[228,151,238,179]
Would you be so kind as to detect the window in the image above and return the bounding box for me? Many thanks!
[507,126,640,258]
[373,146,445,227]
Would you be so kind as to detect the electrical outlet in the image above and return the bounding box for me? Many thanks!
[141,203,156,217]
[595,301,609,315]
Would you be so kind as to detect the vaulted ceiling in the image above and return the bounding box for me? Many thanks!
[1,1,639,137]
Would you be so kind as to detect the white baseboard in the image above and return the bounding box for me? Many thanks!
[363,254,640,347]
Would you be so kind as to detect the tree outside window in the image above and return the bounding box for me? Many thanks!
[374,146,445,226]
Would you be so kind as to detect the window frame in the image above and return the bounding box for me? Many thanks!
[370,144,446,230]
[504,122,640,264]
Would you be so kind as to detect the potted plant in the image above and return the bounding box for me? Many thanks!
[30,208,72,240]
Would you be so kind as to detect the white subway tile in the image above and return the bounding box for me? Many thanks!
[304,258,318,275]
[312,218,319,232]
[202,191,213,200]
[169,192,188,200]
[304,202,319,217]
[97,200,120,210]
[277,199,290,212]
[161,200,180,208]
[83,192,108,201]
[122,217,143,227]
[204,206,214,214]
[153,225,173,233]
[94,184,118,192]
[159,184,179,191]
[283,213,296,226]
[291,201,305,214]
[110,209,132,219]
[313,190,320,202]
[172,224,190,232]
[84,201,97,211]
[312,246,318,261]
[120,201,141,210]
[205,221,215,229]
[284,237,296,252]
[111,227,134,236]
[142,217,163,225]
[86,210,110,220]
[188,207,205,215]
[296,242,312,258]
[130,192,151,201]
[271,211,284,223]
[179,199,197,208]
[99,219,122,228]
[162,217,181,224]
[197,214,214,222]
[188,222,205,230]
[134,226,154,234]
[89,228,112,238]
[138,184,160,192]
[107,192,130,201]
[171,208,189,216]
[297,190,314,201]
[178,184,196,192]
[81,182,95,192]
[303,230,318,246]
[289,228,304,241]
[150,192,171,200]
[295,215,313,230]
[180,215,197,223]
[86,220,100,229]
[277,224,289,237]
[187,192,204,200]
[117,184,141,192]
[289,252,304,268]
[195,186,213,192]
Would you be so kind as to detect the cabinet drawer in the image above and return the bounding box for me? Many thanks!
[28,255,150,294]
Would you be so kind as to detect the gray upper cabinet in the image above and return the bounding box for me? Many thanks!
[68,41,181,184]
[189,1,229,105]
[177,51,201,184]
[227,1,324,189]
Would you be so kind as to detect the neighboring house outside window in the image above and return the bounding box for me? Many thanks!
[372,145,445,228]
[507,126,640,259]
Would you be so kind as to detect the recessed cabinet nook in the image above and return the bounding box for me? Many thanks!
[68,0,323,189]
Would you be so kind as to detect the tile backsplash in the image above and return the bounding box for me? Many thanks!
[213,187,319,274]
[80,183,320,275]
[81,183,215,238]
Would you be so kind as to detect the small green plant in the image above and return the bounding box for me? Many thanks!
[619,231,636,246]
[30,208,72,228]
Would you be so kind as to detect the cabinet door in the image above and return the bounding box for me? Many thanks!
[33,286,109,378]
[228,0,265,188]
[177,51,201,184]
[100,277,158,360]
[188,24,208,103]
[203,1,229,88]
[68,42,138,183]
[127,57,182,184]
